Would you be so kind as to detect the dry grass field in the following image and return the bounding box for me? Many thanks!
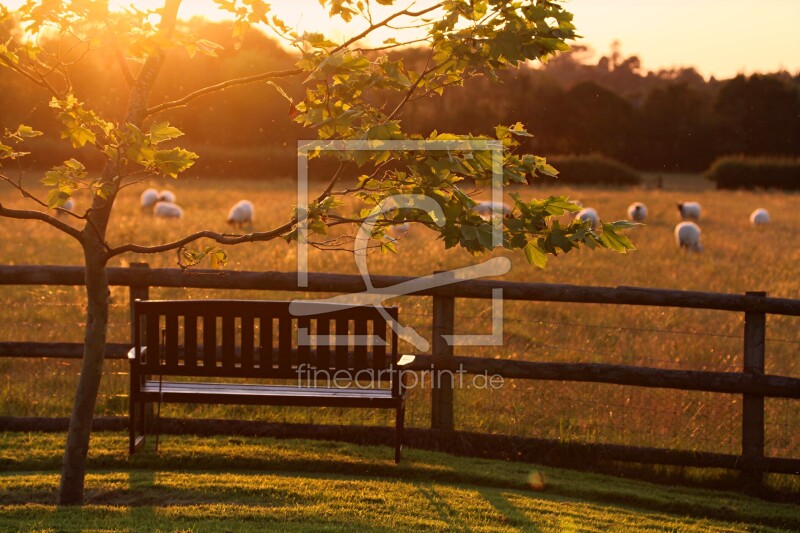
[1,174,799,466]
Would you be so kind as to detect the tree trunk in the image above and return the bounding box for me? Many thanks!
[55,0,180,505]
[57,246,110,505]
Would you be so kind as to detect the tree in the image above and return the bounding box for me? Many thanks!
[0,0,635,505]
[714,74,800,157]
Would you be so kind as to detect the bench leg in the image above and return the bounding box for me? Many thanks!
[395,400,406,464]
[140,401,147,448]
[129,397,136,455]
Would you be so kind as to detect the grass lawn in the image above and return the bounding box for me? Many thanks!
[1,432,798,532]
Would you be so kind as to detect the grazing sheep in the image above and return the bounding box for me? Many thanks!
[677,201,701,221]
[159,189,176,203]
[153,201,183,219]
[140,188,160,210]
[387,222,410,239]
[627,202,647,222]
[55,198,75,218]
[576,207,599,230]
[473,201,511,220]
[675,221,702,252]
[750,208,770,226]
[227,200,254,228]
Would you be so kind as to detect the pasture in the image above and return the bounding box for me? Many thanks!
[1,174,799,468]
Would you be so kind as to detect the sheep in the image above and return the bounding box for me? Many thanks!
[159,189,176,203]
[627,202,647,222]
[387,222,410,239]
[674,221,702,252]
[227,200,254,228]
[153,201,183,219]
[140,188,160,210]
[677,201,701,221]
[575,207,599,230]
[750,208,770,226]
[473,201,511,220]
[55,198,75,218]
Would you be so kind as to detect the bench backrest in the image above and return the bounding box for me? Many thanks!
[132,299,399,381]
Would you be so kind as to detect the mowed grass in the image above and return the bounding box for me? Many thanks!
[1,174,799,459]
[1,431,799,532]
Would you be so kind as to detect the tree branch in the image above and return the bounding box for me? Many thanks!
[0,202,83,242]
[107,161,347,259]
[330,2,443,55]
[106,225,292,257]
[113,44,135,87]
[144,68,303,117]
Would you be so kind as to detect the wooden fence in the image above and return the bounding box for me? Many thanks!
[1,263,799,483]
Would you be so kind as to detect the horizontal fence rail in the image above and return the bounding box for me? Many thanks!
[2,264,800,314]
[1,263,799,485]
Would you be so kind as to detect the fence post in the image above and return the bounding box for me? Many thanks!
[742,290,766,489]
[431,270,455,431]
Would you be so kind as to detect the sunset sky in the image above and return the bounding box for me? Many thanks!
[2,0,798,79]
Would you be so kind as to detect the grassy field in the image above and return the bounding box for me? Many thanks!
[1,174,799,463]
[1,431,799,531]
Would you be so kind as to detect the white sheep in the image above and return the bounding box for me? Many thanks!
[576,207,599,230]
[140,188,160,210]
[153,201,183,219]
[677,201,701,221]
[159,189,176,203]
[55,198,75,218]
[627,202,647,222]
[749,208,770,226]
[386,221,410,240]
[473,201,511,220]
[227,200,254,228]
[675,221,702,252]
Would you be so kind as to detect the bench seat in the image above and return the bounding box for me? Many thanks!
[140,380,400,408]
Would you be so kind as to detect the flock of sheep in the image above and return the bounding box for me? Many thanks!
[58,190,770,253]
[139,188,255,227]
[474,199,771,253]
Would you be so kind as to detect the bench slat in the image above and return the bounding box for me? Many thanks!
[165,313,179,372]
[316,318,331,369]
[297,316,311,366]
[222,314,235,369]
[259,315,273,368]
[373,318,386,371]
[335,317,349,369]
[354,317,368,370]
[203,315,217,369]
[241,313,254,370]
[278,316,292,370]
[145,312,160,369]
[184,314,198,368]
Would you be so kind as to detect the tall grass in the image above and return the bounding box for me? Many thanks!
[1,175,798,459]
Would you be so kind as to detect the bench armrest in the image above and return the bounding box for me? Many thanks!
[128,346,146,361]
[396,354,415,367]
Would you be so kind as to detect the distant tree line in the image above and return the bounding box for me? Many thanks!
[2,20,798,178]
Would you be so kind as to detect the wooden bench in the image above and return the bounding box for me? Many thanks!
[128,299,413,462]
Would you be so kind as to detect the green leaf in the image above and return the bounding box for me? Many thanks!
[149,122,184,144]
[599,222,636,253]
[523,241,548,269]
[14,124,43,139]
[152,147,198,178]
[46,188,71,209]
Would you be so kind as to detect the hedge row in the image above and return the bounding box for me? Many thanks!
[544,154,642,186]
[705,156,800,190]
